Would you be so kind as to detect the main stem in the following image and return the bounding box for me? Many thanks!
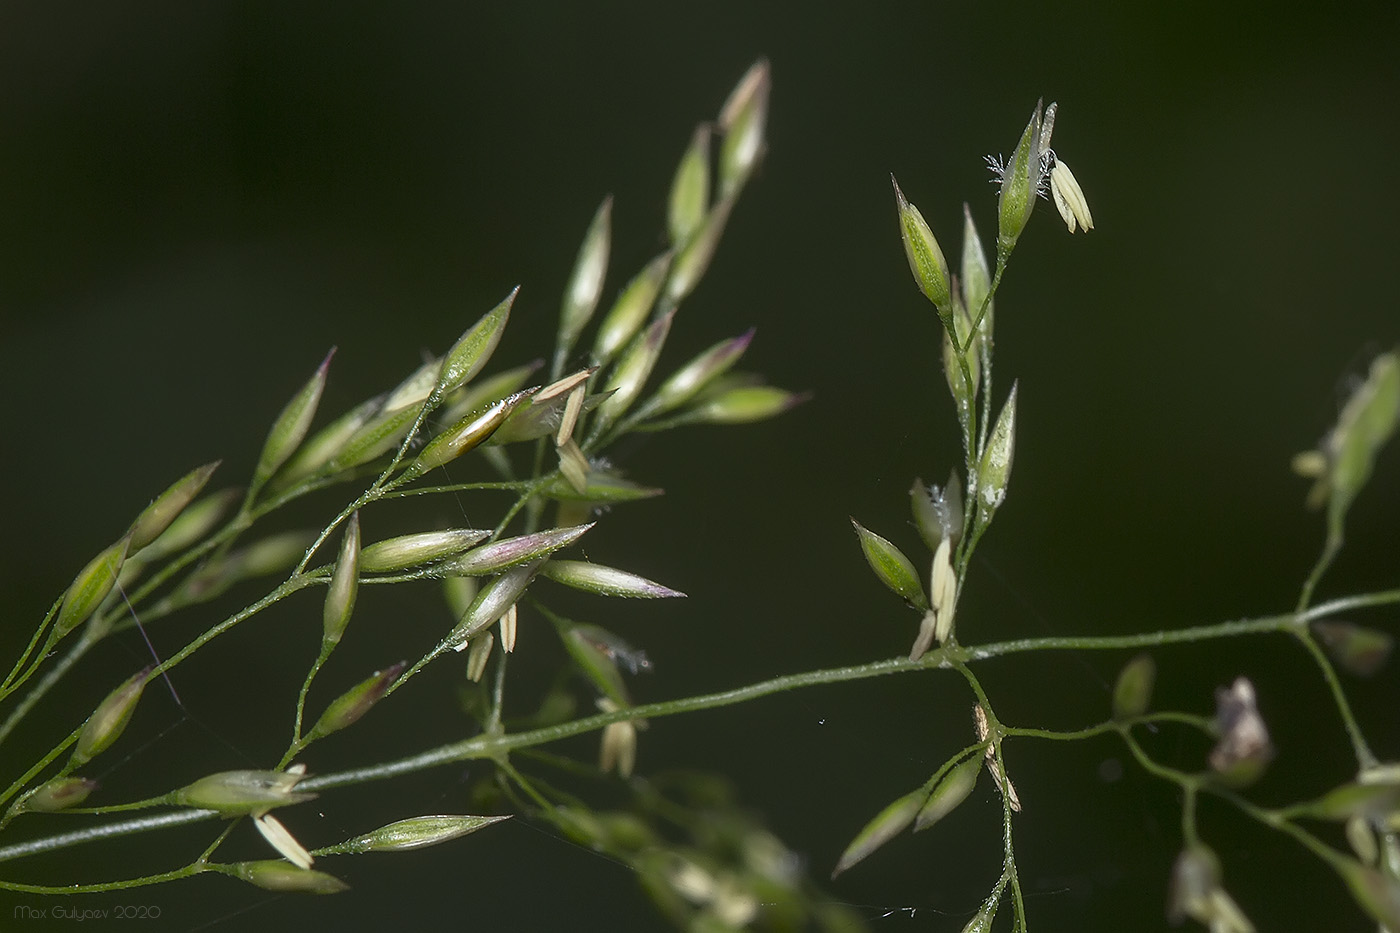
[11,594,1392,867]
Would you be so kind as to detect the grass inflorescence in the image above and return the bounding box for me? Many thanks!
[3,64,1399,933]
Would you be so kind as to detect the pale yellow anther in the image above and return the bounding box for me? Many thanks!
[597,698,639,778]
[909,610,938,661]
[1050,160,1094,233]
[1206,889,1254,933]
[555,386,585,447]
[929,537,957,644]
[930,538,953,608]
[258,763,307,809]
[536,367,595,402]
[1346,814,1379,866]
[933,602,956,646]
[558,439,590,493]
[465,632,494,680]
[499,603,518,653]
[255,813,314,869]
[1359,763,1400,785]
[667,858,717,902]
[1291,449,1327,478]
[711,875,759,926]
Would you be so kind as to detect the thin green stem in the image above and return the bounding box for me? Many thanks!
[294,491,377,578]
[375,655,438,712]
[1297,529,1342,613]
[1117,731,1344,878]
[113,517,250,619]
[487,647,509,735]
[999,720,1115,742]
[0,631,98,747]
[1303,587,1400,620]
[954,259,1006,575]
[285,647,333,766]
[0,726,82,816]
[963,612,1297,660]
[951,660,1026,928]
[98,470,361,639]
[496,758,553,810]
[0,864,206,894]
[983,866,1012,928]
[64,792,177,816]
[954,347,978,465]
[528,427,552,487]
[377,480,533,500]
[292,431,425,579]
[373,624,468,713]
[1293,627,1377,769]
[0,627,62,707]
[1004,789,1025,931]
[198,822,238,863]
[378,393,443,492]
[147,575,320,683]
[948,329,979,562]
[1212,782,1349,873]
[286,653,944,799]
[921,741,988,795]
[0,810,219,863]
[958,514,994,577]
[6,591,1400,867]
[1120,728,1198,787]
[976,338,994,462]
[2,596,60,694]
[1001,710,1213,743]
[356,567,457,586]
[101,466,354,630]
[962,264,1005,358]
[1181,783,1199,847]
[970,262,1005,461]
[493,478,553,539]
[516,747,610,782]
[618,411,706,434]
[0,573,329,786]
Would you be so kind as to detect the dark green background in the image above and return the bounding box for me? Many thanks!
[2,2,1398,930]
